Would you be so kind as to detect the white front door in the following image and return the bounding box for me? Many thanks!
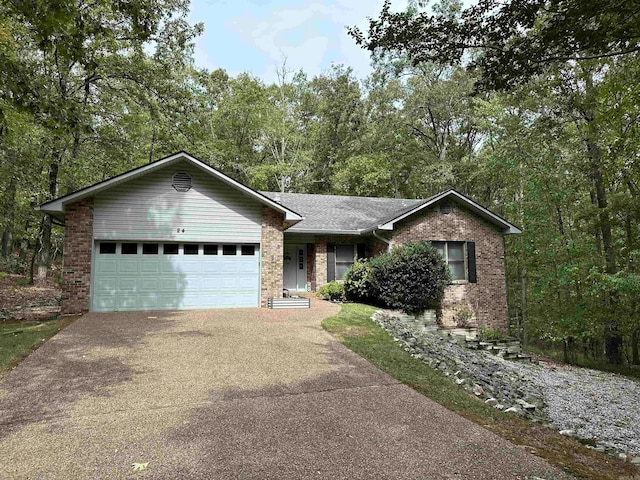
[283,244,307,292]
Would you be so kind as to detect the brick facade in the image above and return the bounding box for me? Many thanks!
[315,236,327,287]
[392,201,508,330]
[62,197,94,314]
[261,206,284,306]
[306,244,316,292]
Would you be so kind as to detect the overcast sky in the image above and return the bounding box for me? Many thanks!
[187,0,408,83]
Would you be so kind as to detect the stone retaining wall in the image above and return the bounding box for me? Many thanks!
[371,310,546,420]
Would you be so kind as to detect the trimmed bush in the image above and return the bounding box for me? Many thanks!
[317,281,345,301]
[343,259,375,301]
[369,241,450,314]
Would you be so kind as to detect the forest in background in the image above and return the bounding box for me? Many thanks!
[1,0,639,367]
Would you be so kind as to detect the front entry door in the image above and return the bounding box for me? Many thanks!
[283,244,307,292]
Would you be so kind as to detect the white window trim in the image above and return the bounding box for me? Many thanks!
[435,241,468,284]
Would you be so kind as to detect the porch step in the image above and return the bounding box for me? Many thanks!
[267,297,311,309]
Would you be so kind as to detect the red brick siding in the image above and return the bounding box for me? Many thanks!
[315,236,327,288]
[392,202,508,330]
[261,206,284,306]
[62,197,94,314]
[306,244,316,291]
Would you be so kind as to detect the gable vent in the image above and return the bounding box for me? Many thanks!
[440,202,452,214]
[172,172,192,192]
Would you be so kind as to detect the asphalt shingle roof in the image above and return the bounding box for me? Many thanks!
[260,192,428,233]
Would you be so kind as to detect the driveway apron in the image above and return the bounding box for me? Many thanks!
[0,301,569,479]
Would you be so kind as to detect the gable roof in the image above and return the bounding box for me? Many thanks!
[260,192,425,234]
[36,151,303,223]
[377,190,522,234]
[262,189,521,235]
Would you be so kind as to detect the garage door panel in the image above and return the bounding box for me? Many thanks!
[139,277,160,292]
[118,260,139,274]
[94,277,117,293]
[96,259,117,274]
[179,259,204,274]
[117,296,139,310]
[92,242,259,311]
[118,277,137,292]
[139,295,160,310]
[140,259,160,274]
[93,295,116,311]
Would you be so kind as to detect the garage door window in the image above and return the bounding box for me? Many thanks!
[241,245,255,256]
[223,245,236,255]
[122,243,138,255]
[99,242,116,254]
[163,244,178,255]
[184,244,199,255]
[204,244,218,255]
[143,243,159,255]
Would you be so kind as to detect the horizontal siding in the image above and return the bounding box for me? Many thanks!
[93,161,262,242]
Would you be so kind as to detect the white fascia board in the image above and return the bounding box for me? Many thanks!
[37,152,303,223]
[378,190,522,234]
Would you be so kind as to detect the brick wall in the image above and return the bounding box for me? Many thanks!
[306,244,316,291]
[392,201,508,331]
[62,197,94,314]
[315,236,327,288]
[261,206,284,306]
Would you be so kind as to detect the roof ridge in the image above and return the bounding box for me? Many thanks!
[260,191,423,203]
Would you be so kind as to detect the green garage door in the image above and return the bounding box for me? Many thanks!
[92,242,260,311]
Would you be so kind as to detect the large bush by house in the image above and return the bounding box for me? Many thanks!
[345,242,449,314]
[343,259,375,302]
[318,281,345,301]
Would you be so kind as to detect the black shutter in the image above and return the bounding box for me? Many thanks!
[356,243,366,260]
[467,241,477,283]
[327,243,336,282]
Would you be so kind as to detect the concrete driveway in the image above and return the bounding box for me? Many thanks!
[0,301,567,479]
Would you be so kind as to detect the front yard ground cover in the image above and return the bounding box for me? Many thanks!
[322,303,637,480]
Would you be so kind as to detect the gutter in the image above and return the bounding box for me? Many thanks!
[372,229,392,252]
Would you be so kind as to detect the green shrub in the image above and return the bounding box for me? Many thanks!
[369,241,449,314]
[479,327,507,341]
[318,281,345,301]
[343,259,375,301]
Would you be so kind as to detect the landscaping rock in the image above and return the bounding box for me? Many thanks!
[370,309,640,459]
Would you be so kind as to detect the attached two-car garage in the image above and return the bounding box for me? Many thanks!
[38,153,302,314]
[92,242,260,311]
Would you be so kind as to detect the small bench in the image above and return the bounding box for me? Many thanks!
[267,297,311,309]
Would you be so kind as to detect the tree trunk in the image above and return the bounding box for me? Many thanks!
[36,158,59,284]
[1,175,17,263]
[519,266,528,346]
[582,68,622,365]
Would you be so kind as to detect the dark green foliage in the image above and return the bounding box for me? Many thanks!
[317,281,345,302]
[350,0,640,91]
[368,242,449,314]
[343,259,375,302]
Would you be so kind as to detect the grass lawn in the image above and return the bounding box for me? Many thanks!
[0,316,77,378]
[322,303,637,480]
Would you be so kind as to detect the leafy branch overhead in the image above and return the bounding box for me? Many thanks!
[349,0,640,90]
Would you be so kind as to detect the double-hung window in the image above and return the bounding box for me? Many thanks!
[433,241,467,281]
[335,245,356,279]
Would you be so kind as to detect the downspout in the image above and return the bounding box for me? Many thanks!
[372,229,392,252]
